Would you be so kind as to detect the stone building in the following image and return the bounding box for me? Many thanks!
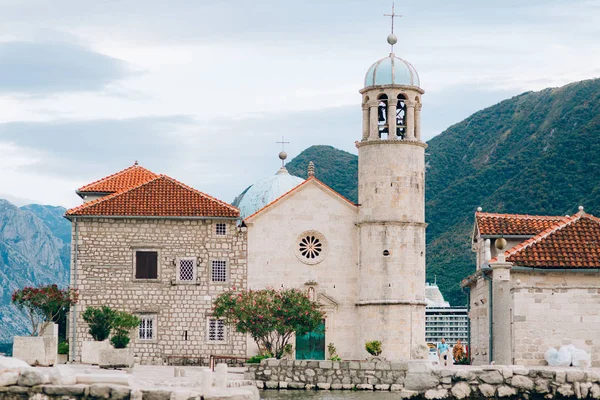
[65,165,247,364]
[463,207,600,366]
[236,32,428,361]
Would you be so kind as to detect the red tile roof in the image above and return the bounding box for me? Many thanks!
[476,212,568,236]
[67,175,239,218]
[244,177,357,222]
[77,163,158,195]
[492,212,600,268]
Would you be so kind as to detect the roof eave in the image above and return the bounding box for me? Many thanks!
[64,214,240,221]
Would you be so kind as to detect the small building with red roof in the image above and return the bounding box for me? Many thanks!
[65,163,247,364]
[463,207,600,367]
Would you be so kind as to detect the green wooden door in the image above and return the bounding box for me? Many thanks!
[295,320,325,360]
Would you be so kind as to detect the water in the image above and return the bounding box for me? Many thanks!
[261,391,401,400]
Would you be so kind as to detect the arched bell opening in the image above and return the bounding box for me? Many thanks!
[377,94,389,139]
[396,94,408,139]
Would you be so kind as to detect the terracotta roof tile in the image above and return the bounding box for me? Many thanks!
[476,212,568,236]
[67,175,239,218]
[492,213,600,269]
[77,163,159,194]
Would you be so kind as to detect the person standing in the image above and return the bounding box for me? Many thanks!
[453,339,465,364]
[437,338,450,366]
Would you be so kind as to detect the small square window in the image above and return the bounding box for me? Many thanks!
[208,319,226,342]
[136,251,158,279]
[215,223,227,236]
[139,315,156,340]
[177,257,197,282]
[211,260,227,282]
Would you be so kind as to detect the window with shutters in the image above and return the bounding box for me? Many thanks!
[215,223,227,236]
[138,315,157,341]
[135,251,158,279]
[176,257,197,282]
[211,260,227,282]
[207,318,226,342]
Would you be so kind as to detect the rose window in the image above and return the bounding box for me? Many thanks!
[295,230,328,265]
[299,235,322,259]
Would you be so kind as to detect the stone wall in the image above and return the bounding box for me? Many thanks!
[512,271,600,367]
[70,217,247,364]
[246,359,600,399]
[468,274,490,365]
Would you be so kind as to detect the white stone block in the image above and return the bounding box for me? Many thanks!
[13,336,57,367]
[81,340,110,365]
[98,348,134,369]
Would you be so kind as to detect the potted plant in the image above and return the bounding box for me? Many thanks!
[365,340,384,361]
[81,306,115,364]
[11,284,78,366]
[99,311,140,368]
[57,341,69,364]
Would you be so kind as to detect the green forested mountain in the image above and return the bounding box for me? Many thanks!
[286,78,600,306]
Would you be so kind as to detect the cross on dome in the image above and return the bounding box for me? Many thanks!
[277,136,290,167]
[384,3,402,52]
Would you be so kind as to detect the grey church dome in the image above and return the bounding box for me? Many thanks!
[364,53,420,88]
[235,167,304,219]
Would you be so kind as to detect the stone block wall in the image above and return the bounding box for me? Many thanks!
[512,271,600,367]
[70,217,247,364]
[246,359,600,399]
[467,274,490,365]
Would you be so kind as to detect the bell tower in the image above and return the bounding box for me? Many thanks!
[356,7,427,360]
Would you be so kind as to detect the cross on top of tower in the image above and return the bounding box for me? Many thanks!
[277,136,290,167]
[384,3,402,53]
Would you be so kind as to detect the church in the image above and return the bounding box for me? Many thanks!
[65,29,428,363]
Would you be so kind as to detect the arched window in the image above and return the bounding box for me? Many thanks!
[396,94,407,139]
[377,94,388,138]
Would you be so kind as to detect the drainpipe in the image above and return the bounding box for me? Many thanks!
[481,269,493,363]
[71,217,79,362]
[462,286,471,363]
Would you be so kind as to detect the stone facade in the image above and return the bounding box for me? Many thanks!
[466,269,600,367]
[512,271,600,367]
[245,180,360,359]
[70,217,247,364]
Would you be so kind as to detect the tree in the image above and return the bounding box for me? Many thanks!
[110,311,140,349]
[11,284,79,336]
[82,306,116,341]
[213,288,324,359]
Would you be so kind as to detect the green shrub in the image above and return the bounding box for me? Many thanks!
[57,341,69,355]
[82,306,115,341]
[110,335,130,349]
[110,311,140,349]
[246,353,272,364]
[365,340,382,356]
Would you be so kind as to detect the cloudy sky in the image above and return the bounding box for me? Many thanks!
[1,0,599,207]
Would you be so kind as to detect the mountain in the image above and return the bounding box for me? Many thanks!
[0,200,70,343]
[285,78,600,306]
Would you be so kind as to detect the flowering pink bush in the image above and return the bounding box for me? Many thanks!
[12,284,79,336]
[213,288,323,359]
